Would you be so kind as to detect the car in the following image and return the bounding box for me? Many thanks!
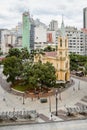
[76,71,84,77]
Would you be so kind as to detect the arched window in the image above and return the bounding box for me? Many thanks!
[60,39,62,47]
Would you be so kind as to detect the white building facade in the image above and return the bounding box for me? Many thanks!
[65,27,86,55]
[1,29,16,54]
[34,24,47,50]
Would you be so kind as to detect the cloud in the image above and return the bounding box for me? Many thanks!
[0,0,87,29]
[32,8,58,16]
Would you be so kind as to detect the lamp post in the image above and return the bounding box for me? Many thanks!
[23,93,25,104]
[78,81,80,90]
[55,89,58,116]
[59,87,62,100]
[49,95,51,113]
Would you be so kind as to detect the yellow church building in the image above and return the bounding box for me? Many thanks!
[34,19,70,83]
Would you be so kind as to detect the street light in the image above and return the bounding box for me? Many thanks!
[55,89,58,116]
[59,87,62,100]
[78,81,80,90]
[49,95,51,113]
[23,93,25,104]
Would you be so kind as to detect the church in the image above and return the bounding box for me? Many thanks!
[34,19,70,83]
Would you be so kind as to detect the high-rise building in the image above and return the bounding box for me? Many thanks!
[30,18,35,50]
[22,12,30,52]
[83,7,87,29]
[65,26,85,55]
[49,20,58,31]
[17,22,22,37]
[1,29,13,54]
[34,20,47,50]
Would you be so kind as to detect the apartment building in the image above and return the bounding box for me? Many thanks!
[65,26,85,55]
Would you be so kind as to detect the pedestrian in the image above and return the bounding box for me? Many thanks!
[49,113,52,120]
[31,96,33,101]
[73,87,75,91]
[13,107,15,111]
[3,97,5,101]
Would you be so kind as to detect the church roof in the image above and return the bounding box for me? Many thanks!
[44,51,57,57]
[60,15,66,37]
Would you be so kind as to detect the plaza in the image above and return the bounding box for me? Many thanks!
[0,66,87,125]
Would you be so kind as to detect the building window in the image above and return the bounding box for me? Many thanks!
[65,39,67,47]
[60,51,62,55]
[60,39,62,47]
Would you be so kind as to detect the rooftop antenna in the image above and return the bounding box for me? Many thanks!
[61,14,65,37]
[62,14,64,24]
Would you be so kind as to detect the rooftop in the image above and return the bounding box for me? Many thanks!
[45,51,57,57]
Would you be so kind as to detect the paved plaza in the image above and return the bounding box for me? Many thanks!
[0,67,87,128]
[0,119,87,130]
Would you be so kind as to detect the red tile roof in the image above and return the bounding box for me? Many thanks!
[81,28,87,34]
[44,51,57,57]
[0,57,5,61]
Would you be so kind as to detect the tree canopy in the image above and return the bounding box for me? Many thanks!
[22,61,56,89]
[70,53,87,71]
[3,48,56,89]
[3,56,23,84]
[6,48,30,60]
[44,46,55,52]
[6,48,21,58]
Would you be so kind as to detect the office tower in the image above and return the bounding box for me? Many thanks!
[30,18,35,50]
[22,12,30,52]
[49,20,58,31]
[83,7,87,28]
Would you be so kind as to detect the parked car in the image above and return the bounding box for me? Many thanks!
[75,71,84,77]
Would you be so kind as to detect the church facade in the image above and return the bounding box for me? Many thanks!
[34,20,70,83]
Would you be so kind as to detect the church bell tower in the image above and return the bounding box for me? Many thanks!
[57,16,70,82]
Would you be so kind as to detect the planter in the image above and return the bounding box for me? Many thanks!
[40,98,47,103]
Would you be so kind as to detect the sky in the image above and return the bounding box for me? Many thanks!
[0,0,87,29]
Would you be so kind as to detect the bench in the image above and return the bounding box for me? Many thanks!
[40,98,47,103]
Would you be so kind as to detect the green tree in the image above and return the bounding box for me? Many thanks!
[39,62,56,87]
[21,62,32,84]
[0,48,3,56]
[69,54,78,71]
[32,62,56,88]
[84,62,87,75]
[3,56,23,84]
[7,48,21,58]
[44,46,55,52]
[22,61,56,89]
[70,53,87,71]
[20,48,30,60]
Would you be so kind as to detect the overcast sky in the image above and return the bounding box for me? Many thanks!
[0,0,87,29]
